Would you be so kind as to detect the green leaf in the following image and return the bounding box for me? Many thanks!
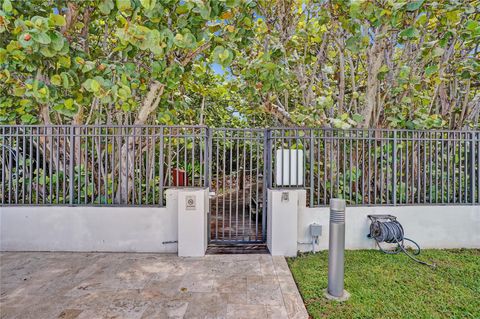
[116,0,132,14]
[445,10,461,24]
[34,32,52,44]
[81,61,96,73]
[172,32,194,49]
[40,46,55,57]
[2,0,12,12]
[352,113,364,123]
[75,56,85,65]
[264,62,276,71]
[83,79,101,92]
[183,33,196,48]
[20,114,36,124]
[406,0,424,11]
[90,79,100,92]
[31,16,49,31]
[118,86,131,100]
[57,56,71,68]
[225,0,240,8]
[466,20,479,32]
[140,0,156,10]
[50,32,65,51]
[51,74,62,86]
[176,5,190,15]
[144,29,160,50]
[425,65,438,77]
[61,72,70,88]
[345,35,361,53]
[399,27,419,39]
[99,0,114,14]
[53,104,76,116]
[212,45,233,67]
[160,28,174,48]
[173,33,184,47]
[392,2,407,10]
[64,98,74,109]
[379,64,389,73]
[0,48,6,63]
[49,13,66,26]
[460,70,471,79]
[196,3,211,19]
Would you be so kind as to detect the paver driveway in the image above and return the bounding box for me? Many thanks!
[0,252,307,319]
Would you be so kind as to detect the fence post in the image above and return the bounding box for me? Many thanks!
[470,132,475,204]
[392,130,397,205]
[159,128,164,205]
[204,127,210,189]
[69,126,75,205]
[262,129,272,242]
[264,129,272,189]
[309,130,315,207]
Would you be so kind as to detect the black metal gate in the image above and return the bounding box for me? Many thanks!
[208,129,268,244]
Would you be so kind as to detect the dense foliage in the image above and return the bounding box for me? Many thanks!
[0,0,479,129]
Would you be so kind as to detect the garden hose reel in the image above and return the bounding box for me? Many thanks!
[367,214,436,268]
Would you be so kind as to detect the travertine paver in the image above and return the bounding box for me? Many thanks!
[0,252,308,319]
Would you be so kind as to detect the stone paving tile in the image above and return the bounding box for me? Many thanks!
[272,256,292,276]
[183,292,228,319]
[246,275,284,306]
[140,300,189,319]
[282,293,309,319]
[179,272,215,293]
[259,255,276,276]
[277,275,301,295]
[0,252,308,319]
[213,275,247,293]
[266,305,289,319]
[141,275,187,299]
[226,304,267,319]
[219,292,247,305]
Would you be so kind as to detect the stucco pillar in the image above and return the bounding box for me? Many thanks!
[267,189,301,257]
[177,188,209,257]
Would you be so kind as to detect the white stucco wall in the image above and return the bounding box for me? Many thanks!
[297,190,480,252]
[0,189,183,252]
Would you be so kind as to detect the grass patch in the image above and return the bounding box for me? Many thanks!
[287,249,480,319]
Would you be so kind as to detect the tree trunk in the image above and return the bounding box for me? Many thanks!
[263,99,295,126]
[337,47,345,115]
[200,95,205,125]
[360,26,388,128]
[115,82,164,204]
[462,94,480,129]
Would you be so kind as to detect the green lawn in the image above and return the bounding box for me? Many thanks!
[287,249,480,319]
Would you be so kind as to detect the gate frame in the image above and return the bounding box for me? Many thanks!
[207,128,269,245]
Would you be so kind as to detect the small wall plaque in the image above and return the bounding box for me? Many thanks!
[186,195,196,210]
[281,192,289,202]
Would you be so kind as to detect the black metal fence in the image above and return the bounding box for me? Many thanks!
[0,126,207,206]
[1,126,479,207]
[269,129,479,206]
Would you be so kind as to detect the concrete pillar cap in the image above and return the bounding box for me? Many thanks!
[329,198,346,211]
